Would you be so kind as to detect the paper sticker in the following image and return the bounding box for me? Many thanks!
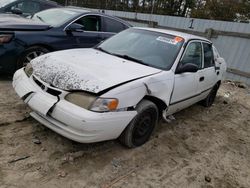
[156,36,184,45]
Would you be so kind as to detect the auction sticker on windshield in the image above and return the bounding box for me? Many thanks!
[156,36,183,45]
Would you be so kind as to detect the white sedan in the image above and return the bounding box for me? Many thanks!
[13,28,226,148]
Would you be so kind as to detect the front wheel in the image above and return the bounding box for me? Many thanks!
[119,100,158,148]
[17,46,50,69]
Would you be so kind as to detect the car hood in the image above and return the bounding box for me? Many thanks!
[31,49,162,94]
[0,14,51,31]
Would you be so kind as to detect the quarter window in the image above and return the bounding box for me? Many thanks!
[203,43,214,68]
[103,17,127,33]
[181,42,202,69]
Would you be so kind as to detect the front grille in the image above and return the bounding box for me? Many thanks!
[33,76,62,96]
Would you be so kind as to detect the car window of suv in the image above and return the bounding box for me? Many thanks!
[181,42,202,69]
[75,15,101,32]
[9,1,40,14]
[103,17,127,33]
[203,42,215,68]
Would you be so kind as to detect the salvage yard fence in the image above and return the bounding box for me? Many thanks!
[85,8,250,85]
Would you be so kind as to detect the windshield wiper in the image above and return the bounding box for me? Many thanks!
[112,54,149,66]
[36,15,45,22]
[95,47,113,55]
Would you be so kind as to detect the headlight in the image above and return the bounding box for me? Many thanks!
[0,34,13,44]
[65,92,119,112]
[65,92,97,109]
[90,98,119,112]
[24,63,33,77]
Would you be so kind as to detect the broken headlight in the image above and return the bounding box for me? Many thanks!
[65,92,96,109]
[90,98,119,112]
[24,63,33,77]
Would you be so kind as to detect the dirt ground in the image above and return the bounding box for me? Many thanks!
[0,78,250,188]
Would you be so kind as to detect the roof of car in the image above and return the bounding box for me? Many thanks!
[135,27,211,42]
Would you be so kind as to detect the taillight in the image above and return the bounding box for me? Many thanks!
[0,34,13,44]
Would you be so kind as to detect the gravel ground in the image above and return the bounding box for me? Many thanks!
[0,78,250,188]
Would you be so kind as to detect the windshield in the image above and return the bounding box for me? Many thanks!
[0,0,17,8]
[32,9,78,27]
[98,28,184,70]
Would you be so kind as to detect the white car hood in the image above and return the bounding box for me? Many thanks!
[32,49,161,93]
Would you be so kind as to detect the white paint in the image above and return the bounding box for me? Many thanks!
[31,49,161,93]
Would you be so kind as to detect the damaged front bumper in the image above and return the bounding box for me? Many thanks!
[12,69,137,143]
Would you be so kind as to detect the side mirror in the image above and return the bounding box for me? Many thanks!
[11,8,23,15]
[66,23,85,33]
[176,63,199,74]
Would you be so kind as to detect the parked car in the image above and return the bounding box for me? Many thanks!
[0,0,60,17]
[13,28,227,148]
[0,7,131,74]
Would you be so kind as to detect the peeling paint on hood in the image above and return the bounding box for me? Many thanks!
[32,49,162,93]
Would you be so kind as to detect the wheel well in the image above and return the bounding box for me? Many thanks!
[27,44,54,52]
[143,96,167,118]
[216,80,221,89]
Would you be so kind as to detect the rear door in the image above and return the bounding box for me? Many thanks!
[197,42,217,96]
[100,16,129,41]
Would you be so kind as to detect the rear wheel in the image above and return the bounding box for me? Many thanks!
[201,84,219,107]
[17,46,50,69]
[119,100,158,148]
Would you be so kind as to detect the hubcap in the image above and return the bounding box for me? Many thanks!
[23,51,45,66]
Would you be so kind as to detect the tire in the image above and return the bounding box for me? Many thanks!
[201,84,219,107]
[119,100,158,148]
[17,46,50,69]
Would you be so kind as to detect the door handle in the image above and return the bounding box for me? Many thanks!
[199,76,205,82]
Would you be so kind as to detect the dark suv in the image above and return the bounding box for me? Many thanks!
[0,0,61,17]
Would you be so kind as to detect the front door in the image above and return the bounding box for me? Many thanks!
[167,41,203,115]
[64,15,103,48]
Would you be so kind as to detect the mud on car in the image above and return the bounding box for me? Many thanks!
[13,28,227,148]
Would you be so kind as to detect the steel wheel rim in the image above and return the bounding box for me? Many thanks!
[132,112,154,146]
[23,51,45,66]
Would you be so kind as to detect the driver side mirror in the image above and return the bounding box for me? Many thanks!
[11,8,23,15]
[66,23,85,33]
[176,63,199,74]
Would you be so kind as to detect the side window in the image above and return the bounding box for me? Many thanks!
[181,42,202,69]
[75,15,101,32]
[103,17,127,33]
[10,1,40,14]
[203,43,214,68]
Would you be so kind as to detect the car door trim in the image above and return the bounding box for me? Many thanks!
[169,86,212,106]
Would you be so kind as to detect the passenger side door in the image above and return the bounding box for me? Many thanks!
[168,41,203,115]
[65,15,103,48]
[100,16,129,41]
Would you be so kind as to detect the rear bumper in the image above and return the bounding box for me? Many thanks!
[13,69,137,143]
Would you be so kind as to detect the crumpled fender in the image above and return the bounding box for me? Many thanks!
[101,71,175,109]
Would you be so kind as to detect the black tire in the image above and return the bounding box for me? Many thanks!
[119,100,158,148]
[201,84,219,107]
[17,46,50,69]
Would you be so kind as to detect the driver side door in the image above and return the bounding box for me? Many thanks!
[168,41,203,115]
[65,15,103,48]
